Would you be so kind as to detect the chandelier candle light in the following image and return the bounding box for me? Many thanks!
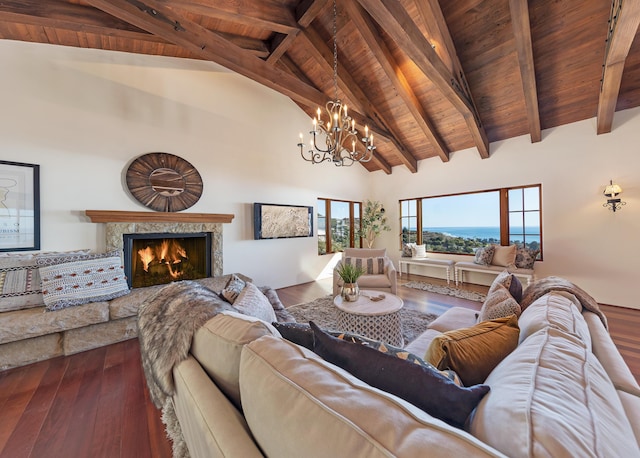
[298,0,375,166]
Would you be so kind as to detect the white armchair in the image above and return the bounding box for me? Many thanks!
[332,248,397,297]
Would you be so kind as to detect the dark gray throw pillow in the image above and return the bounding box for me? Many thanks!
[309,321,490,429]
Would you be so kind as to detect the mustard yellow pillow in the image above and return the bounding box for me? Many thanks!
[425,315,520,386]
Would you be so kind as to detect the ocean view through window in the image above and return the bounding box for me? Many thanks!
[400,185,542,257]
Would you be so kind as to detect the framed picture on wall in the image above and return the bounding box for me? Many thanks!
[0,160,40,251]
[254,203,313,240]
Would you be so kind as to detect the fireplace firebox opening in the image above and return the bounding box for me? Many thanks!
[123,232,212,288]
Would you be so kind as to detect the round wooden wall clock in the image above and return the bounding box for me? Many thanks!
[126,153,203,212]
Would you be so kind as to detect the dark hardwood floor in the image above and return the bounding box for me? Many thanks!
[1,274,638,457]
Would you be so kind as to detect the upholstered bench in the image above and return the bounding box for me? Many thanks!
[454,261,534,286]
[398,258,455,284]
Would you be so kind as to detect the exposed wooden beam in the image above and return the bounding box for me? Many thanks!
[162,0,299,35]
[83,0,327,113]
[296,0,331,28]
[85,0,396,173]
[413,0,458,76]
[346,0,449,163]
[509,0,541,142]
[413,0,488,150]
[266,30,299,63]
[0,0,149,35]
[597,0,640,134]
[357,0,490,159]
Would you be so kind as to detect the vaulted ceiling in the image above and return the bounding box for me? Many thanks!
[1,0,639,174]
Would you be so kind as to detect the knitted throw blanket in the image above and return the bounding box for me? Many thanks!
[138,280,236,457]
[519,276,608,329]
[137,279,295,457]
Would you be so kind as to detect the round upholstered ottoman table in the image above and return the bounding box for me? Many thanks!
[333,290,404,347]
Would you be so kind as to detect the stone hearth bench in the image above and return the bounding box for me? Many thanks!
[0,274,249,371]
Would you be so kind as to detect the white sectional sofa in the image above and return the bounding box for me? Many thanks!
[147,277,639,458]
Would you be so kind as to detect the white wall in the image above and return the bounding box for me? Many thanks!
[370,112,640,309]
[0,40,369,289]
[1,40,639,308]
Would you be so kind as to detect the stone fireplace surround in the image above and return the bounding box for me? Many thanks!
[0,211,235,371]
[86,210,234,278]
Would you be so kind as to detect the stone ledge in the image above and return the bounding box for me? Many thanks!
[0,301,109,345]
[64,317,138,355]
[0,333,63,371]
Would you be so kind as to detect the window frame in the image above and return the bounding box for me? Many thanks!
[399,184,543,259]
[317,198,362,255]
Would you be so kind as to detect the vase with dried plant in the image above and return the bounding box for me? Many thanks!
[336,262,365,302]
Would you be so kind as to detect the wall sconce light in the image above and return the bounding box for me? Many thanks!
[603,180,626,212]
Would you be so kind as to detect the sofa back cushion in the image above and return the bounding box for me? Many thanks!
[239,336,504,458]
[343,248,386,259]
[191,311,279,409]
[517,291,591,347]
[470,327,639,457]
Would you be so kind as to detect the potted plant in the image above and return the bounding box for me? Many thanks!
[336,262,365,302]
[359,200,391,248]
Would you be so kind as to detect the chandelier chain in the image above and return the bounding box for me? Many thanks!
[332,0,338,101]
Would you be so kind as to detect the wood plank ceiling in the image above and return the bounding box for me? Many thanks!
[1,0,639,174]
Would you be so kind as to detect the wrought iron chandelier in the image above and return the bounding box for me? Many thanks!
[298,0,375,166]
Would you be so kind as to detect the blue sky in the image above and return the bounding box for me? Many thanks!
[422,192,500,227]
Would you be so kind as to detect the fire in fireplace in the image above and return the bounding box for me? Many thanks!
[123,232,212,288]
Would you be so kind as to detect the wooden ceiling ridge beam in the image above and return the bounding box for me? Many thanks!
[83,0,334,115]
[509,0,541,143]
[0,0,150,35]
[296,0,331,28]
[357,0,490,159]
[299,26,415,171]
[597,0,640,134]
[413,0,459,76]
[164,0,300,35]
[85,0,394,174]
[345,0,449,164]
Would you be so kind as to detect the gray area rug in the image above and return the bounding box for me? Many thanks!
[403,281,487,302]
[287,295,438,345]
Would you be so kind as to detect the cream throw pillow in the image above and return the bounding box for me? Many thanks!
[491,245,516,267]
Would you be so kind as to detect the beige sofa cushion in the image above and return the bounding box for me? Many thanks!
[583,311,640,395]
[470,327,640,457]
[517,291,591,347]
[618,390,640,448]
[191,311,279,409]
[173,356,263,458]
[240,336,504,458]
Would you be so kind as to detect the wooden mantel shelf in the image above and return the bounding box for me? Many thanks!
[85,210,234,224]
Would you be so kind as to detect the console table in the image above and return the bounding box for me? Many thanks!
[398,258,455,285]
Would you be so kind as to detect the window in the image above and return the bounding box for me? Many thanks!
[317,198,362,254]
[399,185,542,257]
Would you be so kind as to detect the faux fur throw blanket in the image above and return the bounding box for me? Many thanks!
[137,280,236,409]
[520,276,608,329]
